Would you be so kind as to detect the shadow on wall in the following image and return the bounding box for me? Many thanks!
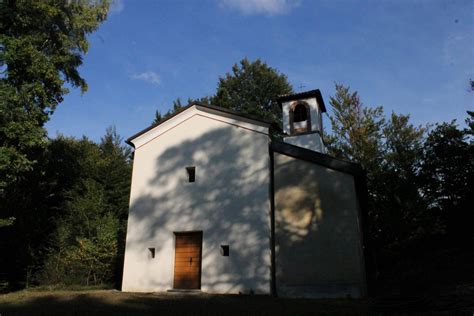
[274,154,364,298]
[125,125,271,293]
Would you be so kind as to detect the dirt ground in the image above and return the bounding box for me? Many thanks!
[0,290,367,315]
[0,289,473,315]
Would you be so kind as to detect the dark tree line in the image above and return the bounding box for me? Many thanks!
[0,0,122,290]
[327,85,473,293]
[0,128,131,289]
[38,128,131,286]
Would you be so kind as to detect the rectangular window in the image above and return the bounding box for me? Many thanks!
[186,166,196,183]
[220,245,229,256]
[148,248,155,259]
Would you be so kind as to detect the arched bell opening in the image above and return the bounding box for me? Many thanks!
[289,102,311,135]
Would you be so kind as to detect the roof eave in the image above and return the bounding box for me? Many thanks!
[271,140,363,177]
[276,89,327,113]
[126,103,282,146]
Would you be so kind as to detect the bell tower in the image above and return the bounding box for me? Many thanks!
[277,89,327,153]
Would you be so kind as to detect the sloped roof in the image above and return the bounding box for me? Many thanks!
[276,89,327,113]
[126,103,281,146]
[271,140,363,177]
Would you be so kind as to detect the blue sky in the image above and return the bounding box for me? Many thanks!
[45,0,474,141]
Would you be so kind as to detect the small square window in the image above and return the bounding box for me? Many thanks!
[148,248,155,259]
[220,245,229,256]
[186,166,196,183]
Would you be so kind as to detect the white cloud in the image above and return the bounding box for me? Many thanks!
[110,0,124,14]
[218,0,300,16]
[131,71,161,86]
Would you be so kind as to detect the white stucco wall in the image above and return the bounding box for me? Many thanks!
[283,134,326,154]
[122,107,272,294]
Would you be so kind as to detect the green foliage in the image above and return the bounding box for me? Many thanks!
[374,113,439,247]
[0,128,131,289]
[465,110,474,138]
[153,98,186,124]
[153,58,293,125]
[383,112,425,174]
[0,217,15,227]
[98,126,132,219]
[326,84,385,172]
[418,121,473,241]
[0,0,109,195]
[326,84,442,249]
[211,58,293,124]
[0,0,110,289]
[153,96,212,124]
[327,83,473,282]
[37,128,131,286]
[419,122,468,208]
[326,85,474,294]
[1,0,109,96]
[41,180,119,285]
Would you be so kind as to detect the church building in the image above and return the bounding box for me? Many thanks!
[121,89,368,298]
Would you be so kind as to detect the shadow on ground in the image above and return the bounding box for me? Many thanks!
[1,289,474,315]
[0,290,368,315]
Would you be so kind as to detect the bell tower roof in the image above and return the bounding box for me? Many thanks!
[277,89,327,113]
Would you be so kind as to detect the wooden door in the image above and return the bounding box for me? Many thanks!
[173,232,202,289]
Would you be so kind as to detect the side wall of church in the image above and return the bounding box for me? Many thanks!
[122,112,272,294]
[273,152,366,298]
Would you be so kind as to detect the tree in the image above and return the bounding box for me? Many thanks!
[0,217,15,228]
[326,84,386,247]
[326,84,385,172]
[152,96,212,124]
[34,129,131,287]
[97,126,132,287]
[0,135,99,289]
[152,98,187,124]
[465,111,474,138]
[153,59,293,125]
[98,126,132,221]
[374,113,437,248]
[0,0,109,289]
[326,84,440,250]
[211,58,293,124]
[418,120,473,241]
[41,179,120,286]
[0,0,109,213]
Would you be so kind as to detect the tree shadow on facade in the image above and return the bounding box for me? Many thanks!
[124,125,272,293]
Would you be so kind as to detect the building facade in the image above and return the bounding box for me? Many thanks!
[122,90,367,298]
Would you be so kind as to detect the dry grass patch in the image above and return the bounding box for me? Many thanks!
[0,289,368,315]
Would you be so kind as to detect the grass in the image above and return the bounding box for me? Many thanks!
[0,289,368,315]
[1,286,473,315]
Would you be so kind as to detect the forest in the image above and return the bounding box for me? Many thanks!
[1,0,472,296]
